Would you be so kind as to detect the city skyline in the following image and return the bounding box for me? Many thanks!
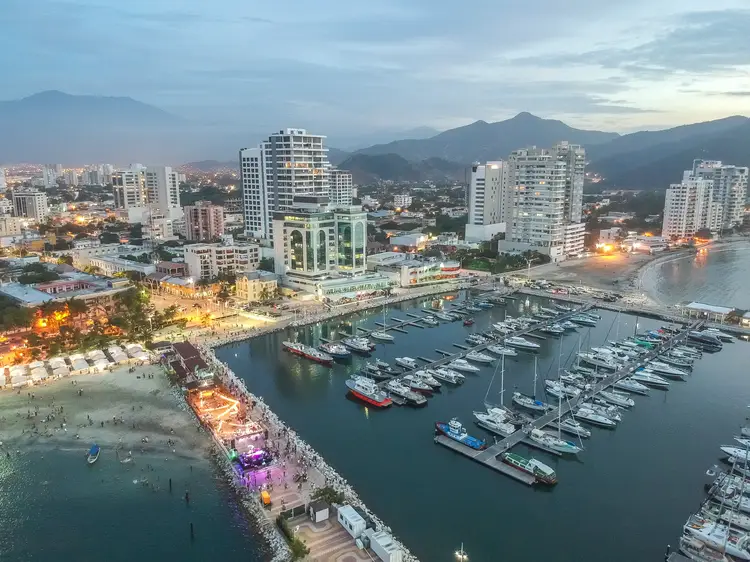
[3,0,750,139]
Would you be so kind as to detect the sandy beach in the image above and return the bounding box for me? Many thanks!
[0,364,211,463]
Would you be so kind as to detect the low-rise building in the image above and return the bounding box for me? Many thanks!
[88,256,156,277]
[367,252,460,287]
[155,261,187,276]
[563,223,586,257]
[393,194,412,208]
[442,207,468,218]
[0,216,22,237]
[145,274,218,299]
[389,233,427,253]
[235,270,278,302]
[184,235,259,280]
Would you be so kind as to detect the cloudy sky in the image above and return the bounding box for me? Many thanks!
[4,0,750,139]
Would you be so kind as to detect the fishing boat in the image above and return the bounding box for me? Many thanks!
[473,408,517,437]
[505,336,541,351]
[430,368,465,385]
[465,351,494,364]
[345,375,392,408]
[549,417,591,439]
[282,341,334,366]
[486,345,517,357]
[370,330,394,342]
[403,374,434,394]
[318,342,351,359]
[528,428,582,455]
[573,408,617,428]
[447,359,481,373]
[545,379,580,399]
[386,380,427,406]
[395,357,418,370]
[463,318,475,326]
[500,452,557,485]
[87,444,100,464]
[632,369,671,389]
[570,314,597,327]
[683,515,750,560]
[342,337,373,355]
[422,316,439,326]
[646,361,689,379]
[599,390,635,408]
[435,418,488,450]
[613,377,650,395]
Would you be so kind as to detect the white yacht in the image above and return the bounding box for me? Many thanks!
[703,328,735,343]
[512,391,553,412]
[505,336,541,351]
[486,345,517,357]
[466,334,489,345]
[614,377,650,395]
[549,417,592,439]
[492,322,513,334]
[447,359,481,372]
[632,370,671,389]
[465,351,494,364]
[599,390,635,408]
[422,316,439,326]
[528,428,582,455]
[395,357,418,370]
[430,368,465,385]
[414,370,441,389]
[473,408,517,437]
[678,536,732,562]
[573,408,617,428]
[539,324,565,336]
[560,372,588,390]
[721,446,750,461]
[560,321,578,331]
[577,352,620,370]
[545,379,581,399]
[370,330,394,342]
[646,361,688,379]
[683,515,750,560]
[580,401,622,423]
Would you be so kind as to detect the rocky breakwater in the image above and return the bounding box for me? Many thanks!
[199,344,420,562]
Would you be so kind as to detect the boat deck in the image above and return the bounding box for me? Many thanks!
[433,434,536,485]
[666,553,691,562]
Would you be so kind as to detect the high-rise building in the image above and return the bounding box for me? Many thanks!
[663,172,722,240]
[13,189,49,222]
[0,168,7,190]
[64,170,79,186]
[465,161,510,242]
[554,142,586,223]
[329,169,353,206]
[112,168,146,209]
[240,128,330,240]
[112,166,182,216]
[184,201,225,241]
[690,160,748,229]
[41,165,59,188]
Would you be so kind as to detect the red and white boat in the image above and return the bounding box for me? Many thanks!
[345,375,392,408]
[282,341,333,366]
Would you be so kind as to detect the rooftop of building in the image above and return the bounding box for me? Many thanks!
[0,272,130,306]
[241,270,277,282]
[684,301,734,315]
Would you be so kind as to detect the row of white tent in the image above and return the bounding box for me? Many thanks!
[4,344,152,388]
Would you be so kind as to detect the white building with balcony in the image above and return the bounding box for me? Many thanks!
[184,235,260,280]
[393,194,412,208]
[663,173,722,240]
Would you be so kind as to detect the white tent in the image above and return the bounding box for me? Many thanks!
[108,345,125,354]
[28,360,45,370]
[132,351,150,363]
[110,351,129,364]
[48,357,67,370]
[87,350,106,361]
[93,358,111,372]
[70,358,90,374]
[52,366,70,378]
[30,367,48,381]
[10,375,28,388]
[10,365,28,377]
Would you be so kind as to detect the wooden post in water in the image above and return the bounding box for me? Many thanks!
[169,478,172,492]
[190,522,194,541]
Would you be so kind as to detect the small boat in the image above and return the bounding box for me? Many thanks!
[403,374,434,394]
[430,368,465,385]
[374,359,399,375]
[628,337,656,349]
[435,418,488,450]
[473,408,517,437]
[613,377,650,395]
[646,361,688,379]
[345,375,392,408]
[395,357,418,370]
[545,379,580,399]
[560,372,588,390]
[658,354,693,369]
[422,316,439,326]
[512,392,553,412]
[580,401,622,423]
[465,305,482,312]
[539,324,565,336]
[549,417,591,439]
[500,452,557,485]
[370,330,394,342]
[282,341,334,366]
[433,312,454,321]
[599,390,635,408]
[573,408,617,428]
[447,359,481,373]
[560,320,578,331]
[87,444,100,464]
[570,314,597,327]
[534,312,554,320]
[342,337,373,354]
[475,301,494,309]
[386,380,426,406]
[528,428,582,455]
[465,351,494,364]
[463,318,475,326]
[540,307,559,315]
[360,366,391,381]
[632,370,671,389]
[466,334,488,345]
[674,345,702,358]
[414,370,441,388]
[318,342,351,359]
[577,352,619,370]
[703,328,735,343]
[486,345,518,357]
[505,336,541,351]
[554,303,574,312]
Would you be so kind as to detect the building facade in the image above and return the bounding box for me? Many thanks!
[184,235,260,280]
[465,161,509,242]
[88,256,156,277]
[393,194,412,208]
[240,128,331,240]
[13,189,49,222]
[112,165,182,218]
[0,216,22,236]
[236,270,278,302]
[690,160,748,229]
[329,169,354,206]
[184,201,225,241]
[662,173,722,239]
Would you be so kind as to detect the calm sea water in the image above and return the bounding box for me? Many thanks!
[0,449,268,561]
[216,293,750,562]
[641,241,750,309]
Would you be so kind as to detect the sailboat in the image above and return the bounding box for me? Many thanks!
[512,356,553,412]
[370,306,395,342]
[474,353,519,437]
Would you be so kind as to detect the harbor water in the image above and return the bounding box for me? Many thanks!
[216,292,750,561]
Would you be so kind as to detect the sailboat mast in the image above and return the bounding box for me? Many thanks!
[500,352,505,406]
[533,356,538,399]
[557,335,563,439]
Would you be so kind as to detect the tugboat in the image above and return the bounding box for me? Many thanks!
[434,418,487,450]
[282,341,334,366]
[318,342,351,359]
[501,452,557,485]
[345,375,392,408]
[87,444,100,464]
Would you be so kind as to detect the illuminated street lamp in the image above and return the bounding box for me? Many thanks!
[455,543,468,561]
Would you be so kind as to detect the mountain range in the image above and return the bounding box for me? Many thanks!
[2,91,749,188]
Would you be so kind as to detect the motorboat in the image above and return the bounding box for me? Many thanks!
[435,418,487,450]
[87,444,100,464]
[599,390,635,408]
[545,379,580,399]
[282,341,334,366]
[549,417,592,439]
[318,342,351,359]
[433,312,455,321]
[683,515,750,560]
[632,370,671,389]
[375,359,399,375]
[701,504,750,532]
[422,316,439,326]
[735,437,750,449]
[639,366,685,382]
[505,336,541,351]
[395,357,418,370]
[346,376,392,408]
[534,312,555,321]
[463,318,475,326]
[577,352,619,371]
[465,305,482,312]
[486,345,518,357]
[360,365,392,381]
[703,328,735,343]
[688,331,723,352]
[658,354,694,369]
[403,374,434,394]
[475,301,494,309]
[528,428,582,455]
[560,321,578,331]
[646,361,689,379]
[554,303,574,312]
[385,380,426,406]
[593,346,637,361]
[465,351,494,364]
[447,359,481,373]
[674,345,703,358]
[512,392,553,412]
[539,324,565,336]
[370,330,394,342]
[430,368,465,385]
[613,377,650,395]
[678,536,732,562]
[501,452,557,485]
[466,334,489,345]
[628,337,656,349]
[573,408,617,428]
[540,307,559,315]
[414,370,442,389]
[580,401,622,423]
[473,408,517,437]
[721,447,750,461]
[492,322,513,334]
[342,337,373,354]
[570,314,597,327]
[560,372,589,390]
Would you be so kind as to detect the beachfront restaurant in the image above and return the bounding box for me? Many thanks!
[682,302,735,324]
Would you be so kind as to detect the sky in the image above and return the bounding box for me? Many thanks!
[3,0,750,140]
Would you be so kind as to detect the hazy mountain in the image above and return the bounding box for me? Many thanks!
[355,112,619,162]
[330,126,441,151]
[591,120,750,189]
[328,147,350,166]
[339,153,465,184]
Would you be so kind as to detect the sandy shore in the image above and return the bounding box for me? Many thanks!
[0,364,211,463]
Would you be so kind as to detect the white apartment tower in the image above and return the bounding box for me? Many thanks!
[0,168,7,190]
[240,128,330,241]
[112,165,181,215]
[329,169,354,206]
[663,172,722,239]
[465,161,510,242]
[112,167,146,209]
[554,142,586,223]
[13,189,49,222]
[690,160,748,229]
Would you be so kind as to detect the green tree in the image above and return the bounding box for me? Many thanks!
[57,255,74,266]
[100,232,120,244]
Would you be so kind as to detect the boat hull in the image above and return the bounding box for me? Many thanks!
[347,387,392,408]
[435,422,487,450]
